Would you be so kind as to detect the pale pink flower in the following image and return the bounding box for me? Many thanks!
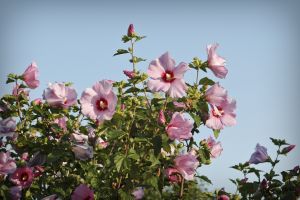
[281,145,296,154]
[71,133,89,144]
[206,98,236,130]
[165,168,181,183]
[206,136,223,158]
[9,167,34,188]
[72,144,93,161]
[249,144,269,164]
[71,184,94,200]
[205,83,228,106]
[12,84,29,96]
[9,186,22,200]
[80,80,117,121]
[132,187,144,200]
[166,112,193,141]
[0,117,16,138]
[174,154,199,180]
[0,151,17,175]
[123,70,135,79]
[158,110,166,124]
[96,137,109,149]
[207,44,228,79]
[54,117,67,132]
[147,52,188,98]
[43,83,77,108]
[127,24,135,37]
[22,62,40,89]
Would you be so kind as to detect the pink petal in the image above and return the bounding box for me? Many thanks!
[173,62,188,79]
[158,52,176,71]
[147,79,170,92]
[209,65,228,79]
[147,60,165,79]
[206,114,223,130]
[221,113,236,127]
[167,79,187,98]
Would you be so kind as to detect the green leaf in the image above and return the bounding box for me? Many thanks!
[197,175,212,184]
[114,153,126,172]
[113,49,129,56]
[199,77,215,85]
[145,176,159,190]
[152,135,162,156]
[213,129,220,138]
[270,137,288,146]
[122,35,131,43]
[128,149,139,161]
[134,35,146,42]
[130,56,146,63]
[190,113,201,127]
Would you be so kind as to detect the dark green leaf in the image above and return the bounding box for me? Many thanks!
[199,77,215,85]
[113,49,129,56]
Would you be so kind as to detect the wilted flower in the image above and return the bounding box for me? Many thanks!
[72,144,93,161]
[71,184,94,200]
[12,84,29,96]
[43,83,77,108]
[80,80,117,121]
[281,145,296,154]
[123,70,135,79]
[9,186,22,200]
[207,136,223,158]
[9,167,34,188]
[147,52,188,98]
[166,112,193,141]
[165,168,181,183]
[0,117,16,138]
[158,110,166,124]
[206,98,236,130]
[249,144,269,164]
[22,62,40,89]
[132,187,144,200]
[207,44,228,79]
[174,153,199,180]
[71,133,88,144]
[205,83,228,106]
[0,151,17,175]
[33,165,44,177]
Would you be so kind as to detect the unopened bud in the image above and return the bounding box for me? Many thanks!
[127,24,135,37]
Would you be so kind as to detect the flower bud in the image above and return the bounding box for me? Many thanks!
[260,179,268,189]
[127,24,135,37]
[281,145,295,154]
[218,195,230,200]
[158,110,166,124]
[123,70,135,79]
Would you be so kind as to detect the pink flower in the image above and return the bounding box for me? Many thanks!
[218,195,230,200]
[165,168,181,183]
[54,117,67,132]
[71,184,94,200]
[147,52,188,98]
[32,98,42,105]
[206,98,236,130]
[249,144,269,164]
[158,110,166,124]
[0,117,16,138]
[0,151,17,175]
[173,101,186,108]
[132,187,144,200]
[22,62,40,89]
[207,136,223,158]
[207,44,228,79]
[71,133,89,144]
[12,84,29,96]
[174,154,199,180]
[43,83,77,108]
[33,165,44,178]
[72,144,93,161]
[96,137,109,149]
[123,70,135,79]
[166,112,193,141]
[9,167,34,188]
[281,145,296,154]
[9,186,22,200]
[205,83,228,106]
[21,152,29,161]
[80,80,117,121]
[127,24,135,37]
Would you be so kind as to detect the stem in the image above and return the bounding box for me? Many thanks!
[143,82,152,110]
[195,68,199,85]
[130,39,136,72]
[179,176,185,198]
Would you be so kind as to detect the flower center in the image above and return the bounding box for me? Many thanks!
[63,97,68,104]
[212,106,224,117]
[162,71,175,82]
[20,173,28,181]
[96,98,108,111]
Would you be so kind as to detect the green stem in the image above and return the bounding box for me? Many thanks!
[196,68,199,85]
[130,39,136,72]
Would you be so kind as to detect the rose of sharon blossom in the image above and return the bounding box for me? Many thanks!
[71,184,94,200]
[9,186,22,200]
[80,80,117,121]
[12,84,29,96]
[0,152,17,175]
[174,154,199,180]
[147,52,188,98]
[132,187,144,200]
[10,167,34,188]
[165,168,181,183]
[96,137,109,149]
[207,44,228,79]
[249,144,269,164]
[72,144,93,161]
[43,83,77,108]
[0,117,16,138]
[166,112,193,141]
[207,136,223,158]
[205,83,228,106]
[71,132,89,144]
[54,117,67,132]
[206,98,236,130]
[22,62,40,89]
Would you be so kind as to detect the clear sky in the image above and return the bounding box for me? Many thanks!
[0,0,299,192]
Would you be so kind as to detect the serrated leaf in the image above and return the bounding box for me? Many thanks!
[199,77,215,85]
[128,149,139,161]
[113,49,129,56]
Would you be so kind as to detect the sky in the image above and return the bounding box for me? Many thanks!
[0,0,299,193]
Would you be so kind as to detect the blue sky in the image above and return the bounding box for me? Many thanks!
[0,0,299,192]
